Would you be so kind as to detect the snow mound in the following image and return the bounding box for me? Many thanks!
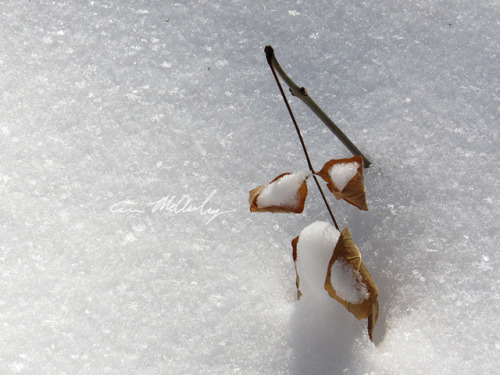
[295,221,340,298]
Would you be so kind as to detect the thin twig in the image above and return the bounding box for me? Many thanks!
[265,46,371,168]
[265,47,340,230]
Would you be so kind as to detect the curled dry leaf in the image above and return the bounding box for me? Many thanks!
[317,155,368,211]
[291,236,302,300]
[324,227,379,341]
[249,172,309,213]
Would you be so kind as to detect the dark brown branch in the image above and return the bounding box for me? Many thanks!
[265,46,372,168]
[265,46,340,230]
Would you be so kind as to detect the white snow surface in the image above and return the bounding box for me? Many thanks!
[328,161,360,191]
[295,221,340,299]
[1,1,499,374]
[329,260,369,304]
[257,171,309,209]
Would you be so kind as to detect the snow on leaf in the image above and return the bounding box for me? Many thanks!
[328,161,359,191]
[328,259,369,304]
[317,155,368,211]
[249,172,309,213]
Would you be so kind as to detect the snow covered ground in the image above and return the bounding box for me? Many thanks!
[1,1,499,373]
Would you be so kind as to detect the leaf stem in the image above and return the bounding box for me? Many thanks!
[265,46,371,168]
[265,47,340,230]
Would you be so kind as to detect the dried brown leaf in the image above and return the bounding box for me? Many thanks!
[291,235,302,300]
[317,155,369,211]
[324,227,379,340]
[249,173,308,213]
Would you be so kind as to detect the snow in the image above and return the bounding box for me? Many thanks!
[328,260,369,304]
[328,161,360,191]
[257,171,309,209]
[1,0,499,374]
[294,221,340,299]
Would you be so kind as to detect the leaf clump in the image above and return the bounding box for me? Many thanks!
[291,224,379,341]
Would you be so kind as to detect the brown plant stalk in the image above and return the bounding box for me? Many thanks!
[265,46,371,168]
[265,47,340,230]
